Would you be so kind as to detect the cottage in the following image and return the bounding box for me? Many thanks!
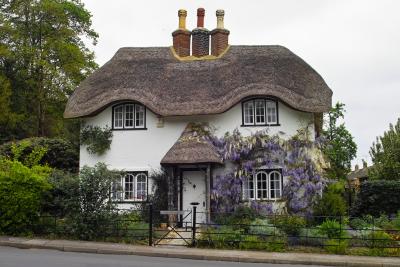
[64,8,332,222]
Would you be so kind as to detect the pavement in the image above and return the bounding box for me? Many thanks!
[0,236,399,267]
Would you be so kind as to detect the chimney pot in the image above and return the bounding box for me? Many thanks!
[178,9,187,29]
[355,164,359,171]
[216,9,225,29]
[197,8,205,27]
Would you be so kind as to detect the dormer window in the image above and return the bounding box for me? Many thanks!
[112,103,146,130]
[242,99,279,126]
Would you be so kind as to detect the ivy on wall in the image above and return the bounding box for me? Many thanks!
[80,126,113,155]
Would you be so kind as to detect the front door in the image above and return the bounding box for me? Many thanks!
[182,170,206,225]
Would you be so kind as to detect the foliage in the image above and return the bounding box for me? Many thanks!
[324,238,348,254]
[318,219,345,239]
[322,102,357,180]
[369,118,400,181]
[0,0,98,141]
[0,137,79,172]
[273,215,306,236]
[249,218,286,238]
[351,180,400,216]
[0,159,51,234]
[41,169,79,217]
[66,163,122,240]
[212,205,261,228]
[209,126,328,215]
[80,125,113,155]
[313,181,347,218]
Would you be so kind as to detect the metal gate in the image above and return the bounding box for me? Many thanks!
[148,203,199,246]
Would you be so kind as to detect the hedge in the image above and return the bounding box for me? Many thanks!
[351,180,400,216]
[0,137,79,173]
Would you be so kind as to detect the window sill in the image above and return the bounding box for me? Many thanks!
[240,199,285,203]
[112,128,148,131]
[241,124,280,127]
[113,200,148,204]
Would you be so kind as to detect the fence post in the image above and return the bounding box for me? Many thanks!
[148,203,153,246]
[191,202,199,246]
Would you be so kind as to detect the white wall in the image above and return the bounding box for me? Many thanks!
[80,100,314,172]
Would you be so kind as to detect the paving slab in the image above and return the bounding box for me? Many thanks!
[0,236,399,267]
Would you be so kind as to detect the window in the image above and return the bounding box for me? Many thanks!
[111,172,148,202]
[242,99,279,126]
[112,103,146,130]
[243,170,282,200]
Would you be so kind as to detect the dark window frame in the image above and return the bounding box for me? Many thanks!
[112,102,147,130]
[241,98,280,127]
[111,171,149,203]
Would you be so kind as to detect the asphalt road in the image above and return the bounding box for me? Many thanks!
[0,246,326,267]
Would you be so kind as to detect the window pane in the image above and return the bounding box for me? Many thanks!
[111,177,123,201]
[266,101,277,124]
[136,173,147,200]
[243,176,254,200]
[243,101,254,125]
[125,104,134,128]
[256,172,268,199]
[269,171,282,199]
[255,100,265,124]
[135,105,145,128]
[114,106,124,128]
[124,174,135,200]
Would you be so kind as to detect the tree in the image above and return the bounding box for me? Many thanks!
[369,118,400,180]
[323,102,357,180]
[0,0,98,141]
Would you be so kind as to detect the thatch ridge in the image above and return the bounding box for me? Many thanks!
[64,45,332,118]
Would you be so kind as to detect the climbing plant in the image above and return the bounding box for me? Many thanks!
[191,124,328,215]
[80,125,113,155]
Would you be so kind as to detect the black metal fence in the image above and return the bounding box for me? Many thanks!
[30,204,400,255]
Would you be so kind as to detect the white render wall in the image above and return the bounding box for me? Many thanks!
[80,101,314,172]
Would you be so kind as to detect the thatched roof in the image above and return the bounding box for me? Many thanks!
[347,166,370,180]
[161,124,223,165]
[64,45,332,118]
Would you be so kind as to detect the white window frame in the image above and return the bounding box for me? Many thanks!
[111,172,148,202]
[242,170,282,201]
[113,103,146,130]
[266,100,277,125]
[242,99,279,126]
[255,99,266,125]
[113,105,124,129]
[243,101,254,125]
[268,171,282,200]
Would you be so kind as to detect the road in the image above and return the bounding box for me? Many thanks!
[0,246,326,267]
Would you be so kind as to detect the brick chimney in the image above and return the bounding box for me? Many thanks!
[191,8,210,57]
[172,9,191,57]
[210,9,229,56]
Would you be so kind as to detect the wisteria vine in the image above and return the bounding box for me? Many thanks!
[190,123,328,215]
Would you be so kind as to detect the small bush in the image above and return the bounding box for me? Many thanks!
[273,215,306,236]
[0,159,52,234]
[313,182,347,218]
[324,238,348,254]
[298,227,327,246]
[80,125,113,155]
[249,218,286,238]
[318,219,344,239]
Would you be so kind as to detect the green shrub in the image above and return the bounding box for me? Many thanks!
[0,137,79,173]
[213,205,259,228]
[0,159,52,234]
[66,163,122,240]
[318,219,345,239]
[324,238,348,254]
[249,218,286,238]
[351,180,400,216]
[313,182,347,218]
[41,169,80,217]
[298,227,327,246]
[273,215,306,236]
[393,211,400,230]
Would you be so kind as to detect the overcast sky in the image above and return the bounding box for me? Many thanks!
[81,0,400,167]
